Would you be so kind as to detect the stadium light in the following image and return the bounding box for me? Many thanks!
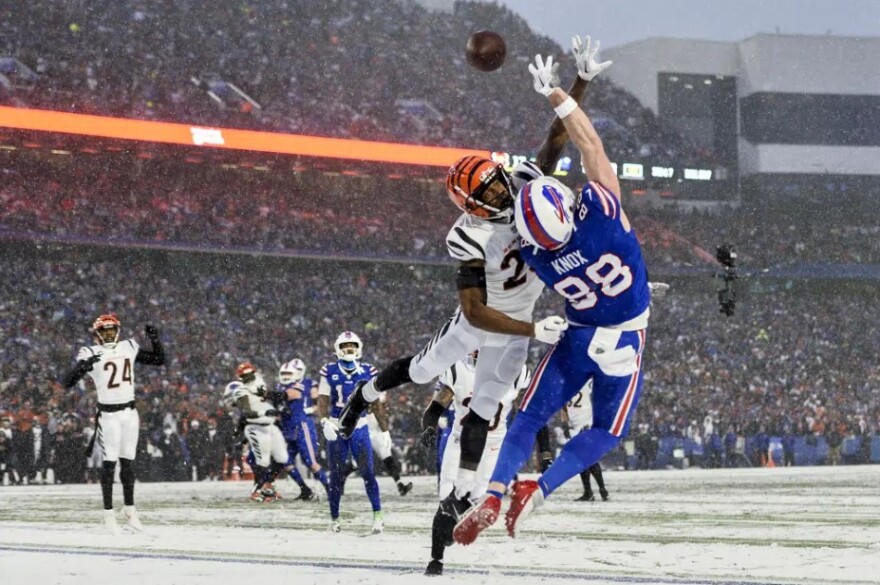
[0,106,490,167]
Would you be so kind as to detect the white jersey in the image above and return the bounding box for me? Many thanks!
[566,379,594,431]
[76,340,140,405]
[230,375,276,425]
[438,358,531,439]
[444,161,545,321]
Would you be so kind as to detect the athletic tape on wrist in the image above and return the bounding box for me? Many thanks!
[554,97,578,119]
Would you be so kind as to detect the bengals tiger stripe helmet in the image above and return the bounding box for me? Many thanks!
[446,156,515,219]
[236,362,257,383]
[91,313,121,346]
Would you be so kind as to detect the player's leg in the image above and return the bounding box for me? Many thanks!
[590,462,609,500]
[340,311,480,434]
[539,329,646,498]
[453,337,528,499]
[267,426,295,500]
[119,408,143,531]
[245,426,274,501]
[98,413,122,535]
[350,426,383,534]
[285,441,312,498]
[426,434,462,575]
[369,417,412,496]
[326,437,349,529]
[298,421,329,495]
[453,337,581,545]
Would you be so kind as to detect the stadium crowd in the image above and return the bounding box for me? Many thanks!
[2,0,713,167]
[3,152,879,268]
[0,251,877,485]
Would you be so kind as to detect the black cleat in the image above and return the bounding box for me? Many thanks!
[338,381,369,438]
[297,487,317,501]
[575,492,595,502]
[600,489,610,501]
[397,481,414,496]
[439,492,473,522]
[424,560,444,576]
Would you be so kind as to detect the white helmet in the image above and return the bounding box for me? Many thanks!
[514,177,575,251]
[221,382,240,408]
[278,359,306,383]
[334,331,363,361]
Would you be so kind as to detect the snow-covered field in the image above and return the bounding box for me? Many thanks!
[1,466,878,585]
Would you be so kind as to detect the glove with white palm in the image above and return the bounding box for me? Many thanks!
[572,34,612,81]
[534,316,569,344]
[528,54,560,97]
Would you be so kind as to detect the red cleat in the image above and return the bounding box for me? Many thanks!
[505,480,544,538]
[452,494,501,546]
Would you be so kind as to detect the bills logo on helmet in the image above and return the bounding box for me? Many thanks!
[515,177,575,251]
[334,331,363,361]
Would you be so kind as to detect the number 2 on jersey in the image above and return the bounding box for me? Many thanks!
[501,250,529,290]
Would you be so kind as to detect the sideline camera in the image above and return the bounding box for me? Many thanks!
[715,244,738,317]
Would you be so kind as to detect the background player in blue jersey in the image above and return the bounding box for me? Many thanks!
[317,332,383,534]
[455,35,652,545]
[269,358,330,500]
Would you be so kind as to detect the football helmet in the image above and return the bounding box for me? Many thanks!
[278,359,306,384]
[221,382,239,408]
[334,331,363,361]
[92,313,121,346]
[515,177,575,251]
[446,156,515,219]
[236,362,257,383]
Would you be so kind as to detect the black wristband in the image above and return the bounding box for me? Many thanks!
[421,401,447,430]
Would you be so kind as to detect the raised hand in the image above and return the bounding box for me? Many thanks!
[572,34,612,81]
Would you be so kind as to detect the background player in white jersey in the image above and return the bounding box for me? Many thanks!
[338,68,596,520]
[561,380,609,501]
[365,395,413,496]
[228,362,290,502]
[420,352,530,575]
[61,313,165,535]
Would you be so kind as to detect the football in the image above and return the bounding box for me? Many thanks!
[466,30,506,72]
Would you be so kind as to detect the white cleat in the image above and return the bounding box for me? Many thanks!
[123,505,143,532]
[103,509,121,536]
[371,512,384,535]
[330,520,341,533]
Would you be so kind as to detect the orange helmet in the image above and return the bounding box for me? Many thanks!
[445,156,515,219]
[236,362,257,382]
[91,313,121,345]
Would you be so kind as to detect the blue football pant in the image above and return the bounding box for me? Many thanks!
[490,327,646,498]
[327,425,381,520]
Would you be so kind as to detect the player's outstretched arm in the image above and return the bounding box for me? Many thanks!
[135,324,166,366]
[60,353,101,389]
[529,46,620,197]
[458,260,567,343]
[532,34,605,174]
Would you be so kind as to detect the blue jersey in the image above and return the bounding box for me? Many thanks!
[520,181,650,328]
[276,378,314,439]
[319,361,378,419]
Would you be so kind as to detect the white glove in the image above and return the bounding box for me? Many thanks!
[648,282,670,299]
[534,316,568,344]
[528,54,560,97]
[321,418,339,441]
[572,34,612,81]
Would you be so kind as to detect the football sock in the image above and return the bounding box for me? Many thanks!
[539,429,619,498]
[119,458,135,506]
[100,461,116,510]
